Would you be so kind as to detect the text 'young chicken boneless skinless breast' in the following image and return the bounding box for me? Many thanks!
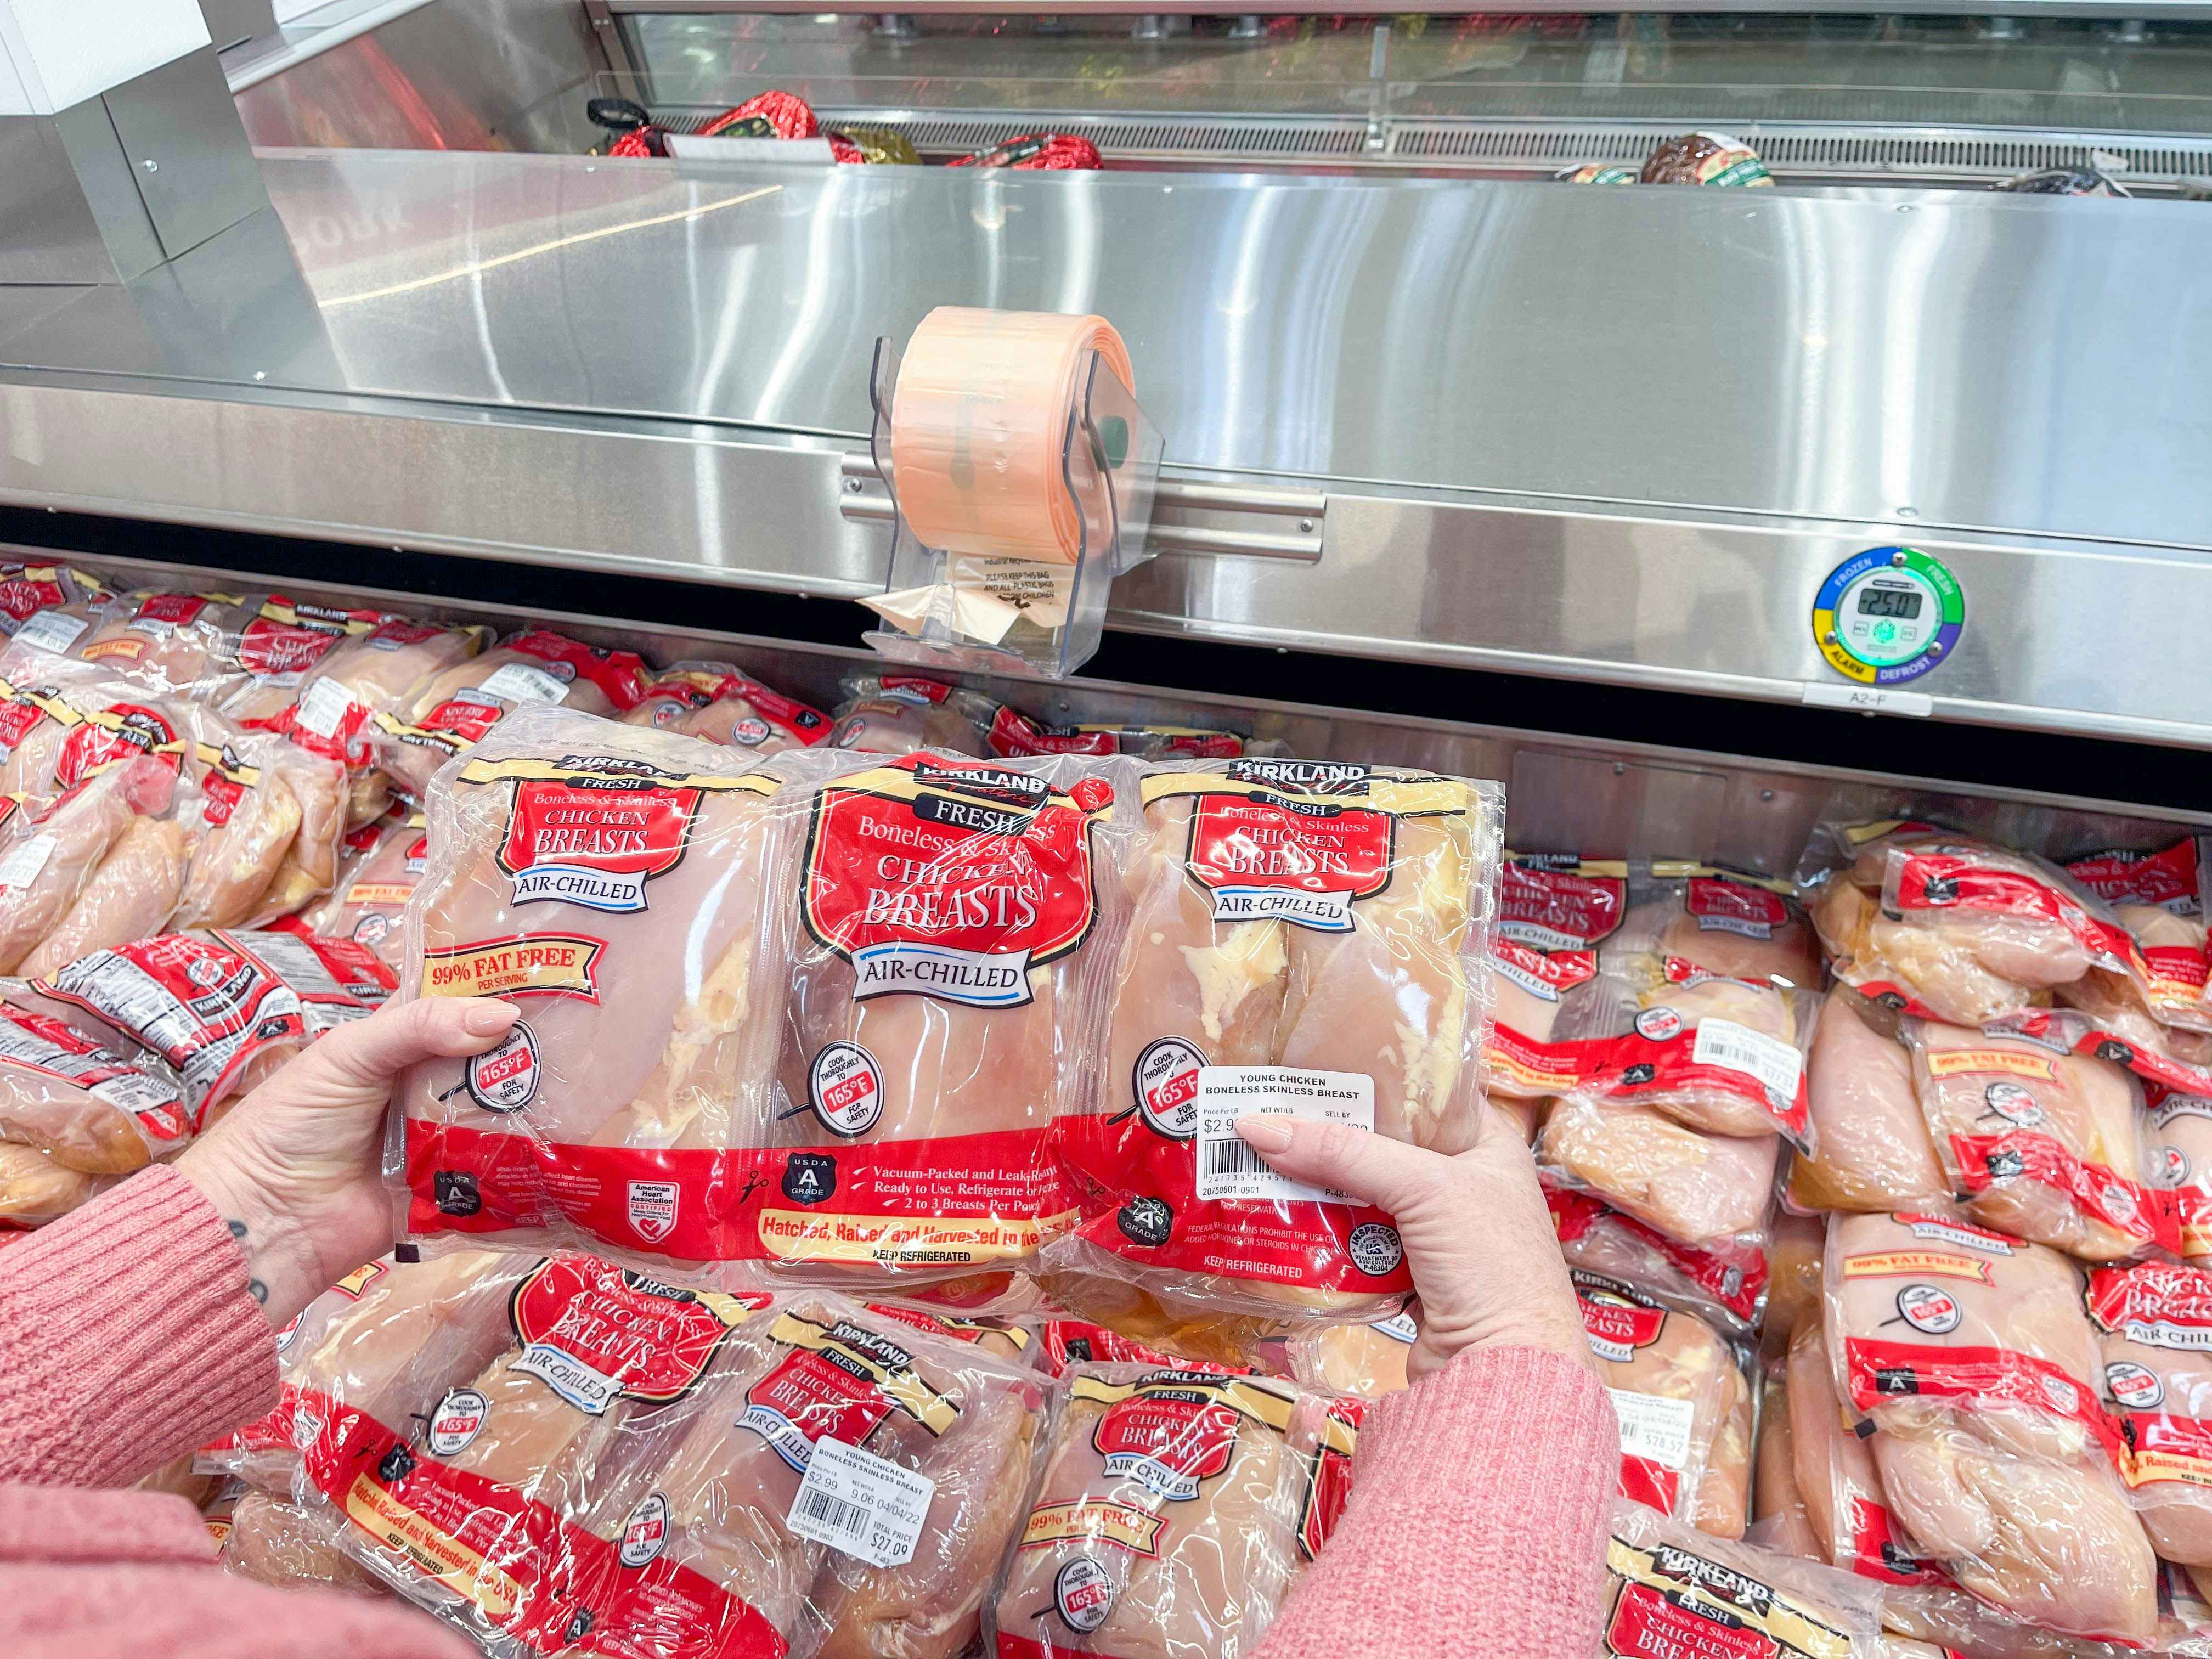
[1049,759,1502,1321]
[392,706,800,1267]
[762,748,1135,1288]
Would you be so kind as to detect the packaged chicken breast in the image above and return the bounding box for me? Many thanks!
[375,629,653,797]
[219,595,398,720]
[1549,1185,1769,1338]
[299,1270,1046,1659]
[1824,1207,2158,1645]
[0,563,115,650]
[0,757,177,973]
[221,1487,389,1597]
[1598,1502,1886,1659]
[2152,1090,2212,1267]
[1482,853,1627,1102]
[0,1139,112,1224]
[1053,758,1502,1321]
[1539,1092,1780,1248]
[1905,1019,2177,1261]
[1751,1366,1822,1561]
[2064,840,2212,1032]
[392,707,799,1267]
[1789,991,1948,1214]
[831,673,997,757]
[175,733,348,931]
[2087,1263,2212,1567]
[244,616,488,827]
[27,927,386,1126]
[69,589,262,700]
[199,1260,394,1492]
[1785,1321,1951,1590]
[1268,1311,1414,1398]
[1764,1210,1829,1357]
[764,747,1133,1289]
[855,1299,1039,1367]
[993,1362,1311,1659]
[1576,1268,1754,1539]
[0,995,189,1171]
[623,661,834,751]
[1036,1318,1249,1379]
[1547,867,1823,1152]
[280,805,424,969]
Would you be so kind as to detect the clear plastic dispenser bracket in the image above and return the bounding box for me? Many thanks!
[854,333,1165,680]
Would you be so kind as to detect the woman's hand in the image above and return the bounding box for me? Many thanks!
[175,997,519,1328]
[1235,1099,1590,1383]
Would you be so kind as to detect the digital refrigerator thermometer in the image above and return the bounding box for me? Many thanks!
[1812,546,1965,687]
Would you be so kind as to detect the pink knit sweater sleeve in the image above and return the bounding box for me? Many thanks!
[1256,1345,1618,1659]
[0,1166,278,1488]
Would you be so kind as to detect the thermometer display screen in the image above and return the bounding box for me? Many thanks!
[1855,586,1924,620]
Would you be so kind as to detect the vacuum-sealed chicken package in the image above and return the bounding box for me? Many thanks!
[1052,758,1502,1321]
[245,616,488,827]
[27,929,358,1124]
[0,993,189,1170]
[1268,1312,1414,1397]
[1598,1502,1886,1659]
[767,747,1132,1289]
[1538,1092,1780,1249]
[1789,991,1948,1215]
[1824,1207,2158,1644]
[1750,1365,1821,1561]
[1764,1210,1828,1356]
[993,1362,1311,1659]
[1548,1185,1768,1338]
[2152,1090,2212,1267]
[0,563,115,650]
[219,596,398,721]
[0,1138,111,1224]
[375,630,653,796]
[831,673,997,757]
[1547,867,1823,1151]
[69,589,262,699]
[1576,1268,1754,1538]
[199,1260,394,1492]
[623,662,833,752]
[2087,1262,2212,1567]
[393,706,798,1267]
[1904,1019,2178,1261]
[280,805,424,968]
[2063,840,2212,1035]
[176,733,348,932]
[1784,1320,1951,1590]
[220,1486,390,1598]
[0,755,178,973]
[1481,853,1626,1102]
[297,1269,1046,1659]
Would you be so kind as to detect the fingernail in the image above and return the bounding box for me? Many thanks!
[1234,1114,1293,1153]
[463,1001,520,1036]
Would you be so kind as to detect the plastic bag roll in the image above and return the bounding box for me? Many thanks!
[890,307,1135,566]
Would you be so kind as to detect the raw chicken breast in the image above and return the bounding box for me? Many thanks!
[0,1000,183,1172]
[291,1250,518,1430]
[1813,878,2036,1027]
[221,1489,385,1596]
[1751,1369,1819,1560]
[1909,1022,2160,1261]
[397,708,791,1262]
[1638,876,1824,988]
[1826,1209,2158,1644]
[74,591,258,699]
[995,1364,1301,1659]
[290,810,421,968]
[0,1140,109,1222]
[2085,1262,2212,1567]
[1785,1321,1942,1583]
[1540,1095,1779,1245]
[175,764,299,930]
[378,631,649,796]
[1576,1269,1751,1538]
[1790,992,1945,1212]
[18,815,191,979]
[0,764,146,972]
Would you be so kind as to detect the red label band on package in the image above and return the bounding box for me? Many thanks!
[1297,1397,1364,1562]
[1949,1131,2180,1255]
[405,1120,1069,1265]
[0,1002,189,1141]
[1545,995,1813,1150]
[1548,1188,1768,1324]
[1482,1023,1585,1096]
[1842,1337,2126,1462]
[2066,840,2203,915]
[297,1390,787,1659]
[1844,1496,1951,1587]
[1498,857,1627,951]
[1892,851,2141,979]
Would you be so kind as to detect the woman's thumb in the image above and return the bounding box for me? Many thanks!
[290,997,521,1096]
[1233,1114,1450,1219]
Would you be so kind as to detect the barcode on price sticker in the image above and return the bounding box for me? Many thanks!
[787,1436,936,1568]
[1609,1390,1696,1470]
[1194,1067,1374,1204]
[1690,1017,1802,1103]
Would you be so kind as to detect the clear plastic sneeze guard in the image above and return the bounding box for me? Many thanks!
[857,333,1164,680]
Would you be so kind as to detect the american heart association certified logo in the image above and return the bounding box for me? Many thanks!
[628,1180,680,1243]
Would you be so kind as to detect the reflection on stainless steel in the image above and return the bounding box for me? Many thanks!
[130,151,2212,552]
[230,0,603,151]
[24,543,2212,871]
